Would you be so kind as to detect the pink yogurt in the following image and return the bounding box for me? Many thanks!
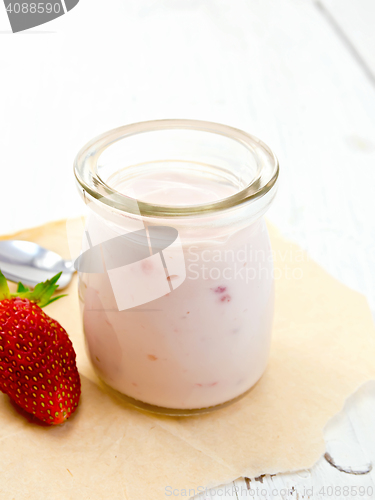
[79,168,275,410]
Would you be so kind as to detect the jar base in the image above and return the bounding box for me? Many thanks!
[99,378,258,416]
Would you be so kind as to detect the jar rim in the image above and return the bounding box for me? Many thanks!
[74,119,279,218]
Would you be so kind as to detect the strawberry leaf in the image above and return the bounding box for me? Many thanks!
[26,272,63,307]
[17,282,30,293]
[44,294,68,306]
[0,270,11,300]
[4,272,66,308]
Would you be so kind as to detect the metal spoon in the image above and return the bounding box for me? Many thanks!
[0,240,75,290]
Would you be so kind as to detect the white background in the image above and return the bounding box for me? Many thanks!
[1,0,375,496]
[1,0,375,316]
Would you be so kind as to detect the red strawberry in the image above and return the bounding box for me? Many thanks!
[0,270,81,425]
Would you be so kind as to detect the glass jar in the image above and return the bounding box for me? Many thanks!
[74,119,279,415]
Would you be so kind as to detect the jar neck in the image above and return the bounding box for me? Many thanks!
[74,119,279,220]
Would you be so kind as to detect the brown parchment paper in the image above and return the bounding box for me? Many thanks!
[0,219,375,500]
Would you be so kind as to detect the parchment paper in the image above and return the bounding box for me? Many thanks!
[0,219,374,500]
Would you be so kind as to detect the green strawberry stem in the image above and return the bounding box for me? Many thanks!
[0,270,66,307]
[0,272,9,301]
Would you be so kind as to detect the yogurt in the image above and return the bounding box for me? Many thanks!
[79,165,275,410]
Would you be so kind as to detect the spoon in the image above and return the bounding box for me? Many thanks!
[0,240,75,290]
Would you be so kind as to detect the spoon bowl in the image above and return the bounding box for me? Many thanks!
[0,240,75,290]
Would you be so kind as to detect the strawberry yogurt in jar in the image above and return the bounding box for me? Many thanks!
[74,120,279,415]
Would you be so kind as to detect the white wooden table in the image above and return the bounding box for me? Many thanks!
[1,0,375,498]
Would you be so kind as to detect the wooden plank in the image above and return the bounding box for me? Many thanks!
[190,0,375,496]
[234,382,375,500]
[194,382,375,499]
[316,0,375,81]
[1,1,375,496]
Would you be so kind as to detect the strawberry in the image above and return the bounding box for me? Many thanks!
[0,270,81,425]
